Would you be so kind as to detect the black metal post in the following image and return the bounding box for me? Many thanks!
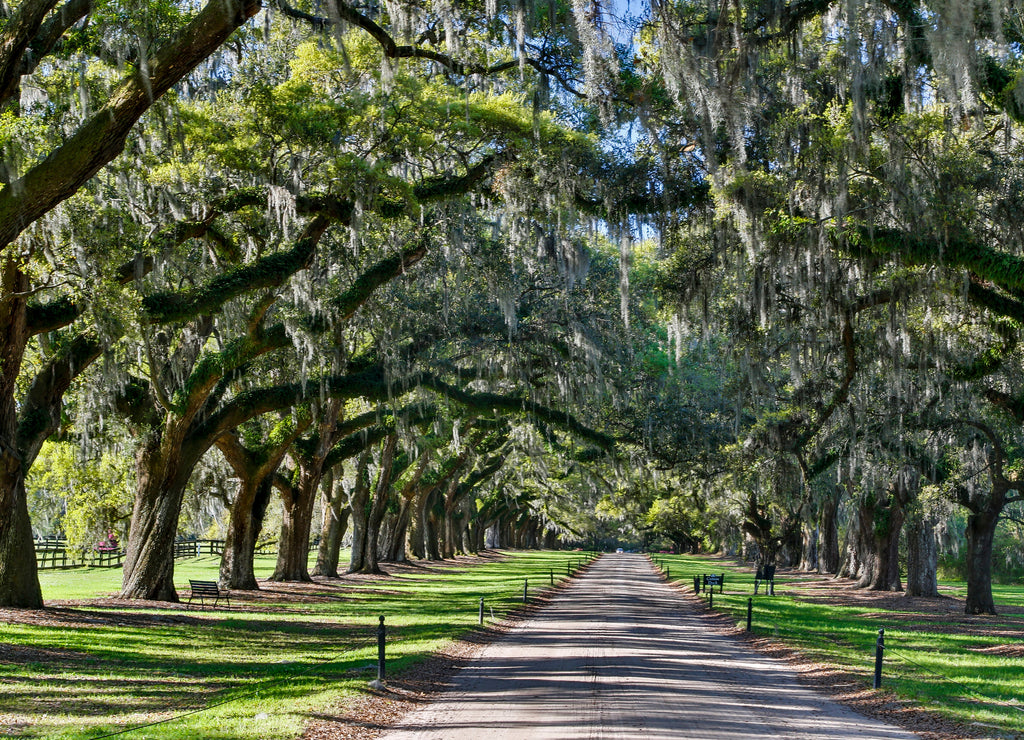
[666,566,671,581]
[873,628,884,689]
[567,561,571,575]
[709,590,713,609]
[693,575,700,593]
[523,579,528,603]
[479,597,484,625]
[550,568,554,586]
[746,598,752,631]
[377,616,386,682]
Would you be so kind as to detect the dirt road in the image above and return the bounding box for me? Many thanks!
[380,553,919,739]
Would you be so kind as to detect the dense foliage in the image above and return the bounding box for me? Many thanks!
[3,0,1024,616]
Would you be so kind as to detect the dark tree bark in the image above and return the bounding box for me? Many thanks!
[853,491,904,592]
[270,399,346,583]
[817,486,841,574]
[0,260,41,607]
[347,450,373,573]
[905,513,939,597]
[121,429,206,601]
[441,477,462,559]
[937,420,1024,614]
[217,422,307,589]
[798,521,818,572]
[220,478,275,590]
[838,505,866,580]
[380,453,429,563]
[350,434,398,574]
[380,503,409,563]
[859,467,919,592]
[964,510,999,614]
[312,466,349,578]
[273,480,316,582]
[425,498,442,561]
[272,430,344,583]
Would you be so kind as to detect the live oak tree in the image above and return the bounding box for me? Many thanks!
[632,0,1024,608]
[0,0,262,608]
[3,0,625,606]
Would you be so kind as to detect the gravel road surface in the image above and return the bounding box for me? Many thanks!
[380,553,919,739]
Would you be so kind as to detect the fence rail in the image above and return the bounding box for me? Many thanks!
[34,541,124,570]
[173,539,225,558]
[35,543,73,570]
[35,537,279,569]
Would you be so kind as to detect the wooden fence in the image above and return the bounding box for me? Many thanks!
[34,539,125,569]
[34,538,279,569]
[172,539,278,558]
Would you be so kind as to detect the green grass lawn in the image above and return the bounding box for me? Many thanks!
[2,550,596,739]
[649,553,1024,738]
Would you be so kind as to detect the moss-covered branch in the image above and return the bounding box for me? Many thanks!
[334,243,428,321]
[0,0,262,250]
[173,322,291,416]
[983,388,1024,424]
[0,0,62,108]
[25,296,79,335]
[419,373,614,450]
[141,215,329,325]
[966,278,1024,324]
[16,330,103,466]
[846,227,1024,296]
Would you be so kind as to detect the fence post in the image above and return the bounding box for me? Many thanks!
[693,575,699,593]
[666,566,671,581]
[479,597,484,625]
[746,598,752,631]
[873,628,884,689]
[550,568,554,586]
[709,590,713,609]
[523,579,528,603]
[377,616,387,683]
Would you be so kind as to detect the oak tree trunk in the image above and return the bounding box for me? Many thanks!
[272,484,315,582]
[356,436,398,574]
[964,510,998,614]
[121,429,199,601]
[348,452,372,573]
[0,262,41,607]
[818,491,841,574]
[905,514,939,598]
[383,497,412,562]
[219,477,273,590]
[855,493,904,591]
[312,468,349,578]
[798,522,818,572]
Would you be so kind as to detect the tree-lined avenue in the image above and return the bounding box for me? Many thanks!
[381,554,916,740]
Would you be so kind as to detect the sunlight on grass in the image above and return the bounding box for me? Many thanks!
[3,550,595,739]
[650,553,1024,737]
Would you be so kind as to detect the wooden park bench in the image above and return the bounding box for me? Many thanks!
[754,564,776,595]
[188,579,230,608]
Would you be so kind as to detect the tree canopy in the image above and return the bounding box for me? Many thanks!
[4,0,1024,617]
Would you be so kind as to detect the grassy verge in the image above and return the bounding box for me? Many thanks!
[648,553,1024,738]
[1,550,596,739]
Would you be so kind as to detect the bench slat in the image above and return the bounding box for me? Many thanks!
[187,579,229,607]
